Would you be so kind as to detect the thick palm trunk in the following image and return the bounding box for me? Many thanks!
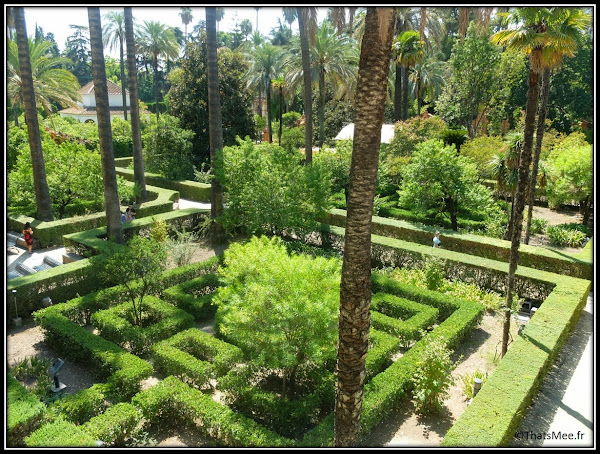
[524,68,550,244]
[124,7,147,202]
[501,68,540,357]
[88,7,124,244]
[119,37,128,121]
[334,7,395,447]
[206,7,225,241]
[298,8,313,163]
[394,64,402,122]
[14,7,53,221]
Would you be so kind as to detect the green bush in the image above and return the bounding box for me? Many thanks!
[281,125,306,153]
[459,369,489,399]
[7,375,46,446]
[411,336,458,415]
[219,137,332,236]
[547,224,589,247]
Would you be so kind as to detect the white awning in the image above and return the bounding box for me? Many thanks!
[334,123,395,144]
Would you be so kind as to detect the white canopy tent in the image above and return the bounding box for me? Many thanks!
[334,123,396,144]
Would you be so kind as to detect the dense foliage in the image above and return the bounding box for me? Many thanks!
[168,42,254,165]
[218,137,332,236]
[214,236,341,396]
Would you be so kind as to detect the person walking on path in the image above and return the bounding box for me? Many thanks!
[22,222,34,253]
[433,231,442,248]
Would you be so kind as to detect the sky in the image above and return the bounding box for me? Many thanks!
[16,5,330,58]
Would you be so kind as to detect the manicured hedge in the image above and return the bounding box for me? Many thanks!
[115,165,211,202]
[32,310,153,401]
[83,403,142,446]
[324,209,592,280]
[151,328,243,387]
[7,375,46,446]
[24,416,98,447]
[442,274,591,447]
[91,295,195,355]
[370,292,439,346]
[131,376,293,447]
[6,208,210,320]
[162,273,221,320]
[7,183,178,249]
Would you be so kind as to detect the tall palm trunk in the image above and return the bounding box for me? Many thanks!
[402,64,409,119]
[501,66,540,357]
[318,69,326,147]
[298,8,313,163]
[14,7,53,221]
[206,7,226,241]
[394,64,402,121]
[266,80,273,143]
[524,67,550,244]
[88,7,124,244]
[119,35,128,121]
[124,7,147,202]
[153,53,160,120]
[278,85,283,146]
[334,7,396,447]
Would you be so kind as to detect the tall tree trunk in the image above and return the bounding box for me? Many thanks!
[278,86,283,146]
[447,196,458,231]
[318,69,326,148]
[524,67,550,244]
[298,8,313,163]
[334,7,396,447]
[88,7,124,244]
[501,67,540,357]
[119,36,128,121]
[206,7,226,242]
[14,7,54,221]
[402,65,409,120]
[153,54,160,120]
[266,81,272,143]
[124,7,147,202]
[394,63,402,122]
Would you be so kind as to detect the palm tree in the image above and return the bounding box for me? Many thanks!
[136,20,179,120]
[102,11,128,120]
[88,7,124,244]
[13,6,54,221]
[179,7,193,46]
[297,7,317,163]
[124,7,147,202]
[271,75,285,146]
[523,8,591,244]
[254,7,261,32]
[334,7,396,447]
[215,7,225,34]
[491,7,571,358]
[410,51,445,112]
[7,37,81,129]
[393,30,424,120]
[392,8,418,122]
[310,21,359,147]
[282,7,297,36]
[246,42,281,143]
[205,7,225,241]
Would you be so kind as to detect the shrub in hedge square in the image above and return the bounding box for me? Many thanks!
[91,296,194,355]
[152,328,243,388]
[7,375,46,447]
[24,416,98,447]
[162,273,221,320]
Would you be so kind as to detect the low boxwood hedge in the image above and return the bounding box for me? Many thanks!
[162,273,221,320]
[7,375,46,446]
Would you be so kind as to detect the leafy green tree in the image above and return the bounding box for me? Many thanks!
[168,42,254,165]
[435,22,503,137]
[218,137,331,236]
[62,24,92,87]
[398,139,495,231]
[460,135,505,180]
[141,113,195,180]
[91,235,167,327]
[545,140,593,225]
[214,235,341,397]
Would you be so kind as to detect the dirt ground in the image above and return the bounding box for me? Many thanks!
[5,205,586,447]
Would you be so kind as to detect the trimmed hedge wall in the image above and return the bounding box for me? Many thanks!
[324,209,592,280]
[6,208,210,320]
[131,375,293,447]
[7,375,46,446]
[7,183,178,249]
[114,165,211,202]
[162,273,221,320]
